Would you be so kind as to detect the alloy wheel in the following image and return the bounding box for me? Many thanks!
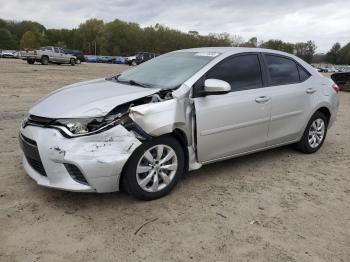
[308,118,325,148]
[136,145,178,192]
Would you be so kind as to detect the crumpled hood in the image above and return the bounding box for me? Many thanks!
[29,78,160,118]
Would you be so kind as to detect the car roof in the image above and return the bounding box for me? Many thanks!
[175,47,317,75]
[177,47,294,56]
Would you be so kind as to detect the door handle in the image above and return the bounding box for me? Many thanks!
[306,88,316,94]
[255,96,271,103]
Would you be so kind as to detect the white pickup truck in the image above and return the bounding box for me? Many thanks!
[23,46,77,65]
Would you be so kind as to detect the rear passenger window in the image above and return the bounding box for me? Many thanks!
[265,55,299,85]
[298,65,310,81]
[54,47,60,53]
[206,54,262,91]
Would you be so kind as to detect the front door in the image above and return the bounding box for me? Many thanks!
[193,54,271,163]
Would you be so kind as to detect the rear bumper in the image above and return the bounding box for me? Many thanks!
[20,125,142,193]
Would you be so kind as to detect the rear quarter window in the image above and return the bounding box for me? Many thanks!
[298,65,311,81]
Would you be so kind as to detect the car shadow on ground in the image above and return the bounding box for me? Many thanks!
[26,144,299,210]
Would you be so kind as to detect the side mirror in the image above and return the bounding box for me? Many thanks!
[204,79,231,94]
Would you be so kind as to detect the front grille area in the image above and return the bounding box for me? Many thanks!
[26,156,47,176]
[19,134,47,176]
[64,164,88,185]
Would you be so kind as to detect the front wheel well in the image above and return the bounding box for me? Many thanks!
[119,131,189,192]
[170,129,189,175]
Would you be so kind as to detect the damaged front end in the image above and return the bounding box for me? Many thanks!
[20,86,200,193]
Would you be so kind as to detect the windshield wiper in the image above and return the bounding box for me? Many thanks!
[128,80,152,88]
[114,75,153,88]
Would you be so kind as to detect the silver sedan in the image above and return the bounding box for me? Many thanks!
[19,47,339,200]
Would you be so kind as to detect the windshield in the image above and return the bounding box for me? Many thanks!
[118,51,220,89]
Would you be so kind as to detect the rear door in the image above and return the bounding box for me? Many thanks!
[52,47,62,62]
[59,48,69,63]
[193,53,271,162]
[261,54,314,146]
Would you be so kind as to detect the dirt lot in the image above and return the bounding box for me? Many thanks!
[0,59,349,262]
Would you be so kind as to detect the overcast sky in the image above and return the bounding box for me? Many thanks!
[0,0,349,52]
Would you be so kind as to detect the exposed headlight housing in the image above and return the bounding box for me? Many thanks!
[54,113,130,137]
[56,117,104,135]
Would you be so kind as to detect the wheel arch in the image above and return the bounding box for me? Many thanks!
[297,103,332,142]
[316,106,331,124]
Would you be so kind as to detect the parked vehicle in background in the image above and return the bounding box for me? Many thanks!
[23,46,76,65]
[135,52,157,65]
[64,49,85,64]
[317,67,326,72]
[124,55,137,65]
[125,52,158,66]
[97,56,114,63]
[1,50,17,58]
[84,55,97,63]
[331,72,350,91]
[113,56,125,64]
[19,47,339,200]
[339,66,350,73]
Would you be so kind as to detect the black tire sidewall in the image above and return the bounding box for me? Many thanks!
[123,135,185,200]
[300,112,328,153]
[70,59,75,66]
[41,56,48,65]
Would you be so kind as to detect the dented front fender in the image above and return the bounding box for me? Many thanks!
[129,99,187,136]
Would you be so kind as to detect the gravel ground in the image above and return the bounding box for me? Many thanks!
[0,59,349,262]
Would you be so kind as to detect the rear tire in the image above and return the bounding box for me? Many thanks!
[295,111,328,154]
[41,56,49,65]
[27,59,34,64]
[76,58,81,64]
[122,135,185,200]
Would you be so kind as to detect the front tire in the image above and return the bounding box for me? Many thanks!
[70,58,75,66]
[76,58,81,64]
[295,111,328,154]
[122,135,185,200]
[27,59,34,64]
[41,56,49,65]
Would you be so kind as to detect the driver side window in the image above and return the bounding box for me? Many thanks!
[206,54,263,92]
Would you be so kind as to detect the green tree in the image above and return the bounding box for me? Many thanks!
[77,19,104,54]
[20,31,41,49]
[312,53,326,64]
[241,37,258,47]
[326,42,341,64]
[260,39,294,54]
[294,40,316,63]
[0,28,17,49]
[337,43,350,65]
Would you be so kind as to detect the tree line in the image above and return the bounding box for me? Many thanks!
[0,18,349,64]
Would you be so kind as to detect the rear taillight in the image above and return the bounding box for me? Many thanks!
[332,83,340,94]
